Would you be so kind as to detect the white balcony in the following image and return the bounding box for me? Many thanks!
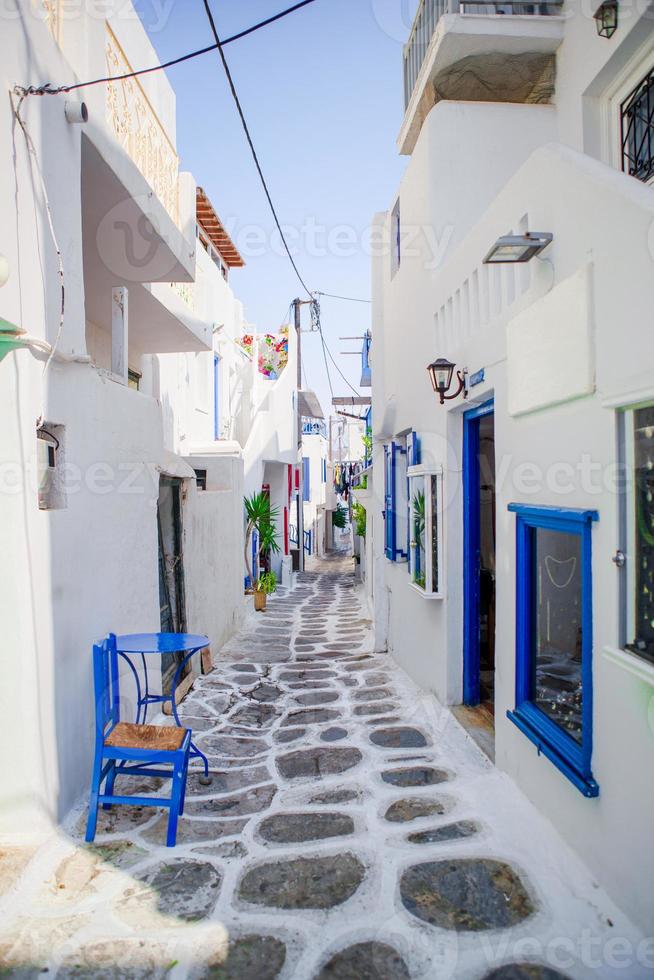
[399,0,564,154]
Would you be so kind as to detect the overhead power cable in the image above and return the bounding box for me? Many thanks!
[314,290,371,304]
[202,0,313,299]
[15,0,319,98]
[318,324,335,401]
[324,334,361,397]
[311,297,360,399]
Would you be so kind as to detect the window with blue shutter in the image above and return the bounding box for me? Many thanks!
[383,441,408,562]
[384,445,395,559]
[302,457,311,502]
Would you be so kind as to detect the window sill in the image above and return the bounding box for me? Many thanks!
[409,582,444,600]
[602,646,654,687]
[507,707,599,799]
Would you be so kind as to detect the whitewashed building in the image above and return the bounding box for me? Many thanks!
[0,2,297,833]
[370,0,654,935]
[301,415,329,558]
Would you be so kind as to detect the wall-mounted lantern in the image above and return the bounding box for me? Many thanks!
[427,358,467,405]
[593,1,618,38]
[483,232,553,264]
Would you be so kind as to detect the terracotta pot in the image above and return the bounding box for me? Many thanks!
[254,591,267,612]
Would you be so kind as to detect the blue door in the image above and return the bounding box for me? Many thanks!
[463,400,496,706]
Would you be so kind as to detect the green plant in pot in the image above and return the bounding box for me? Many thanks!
[254,571,277,611]
[244,492,280,611]
[332,503,347,529]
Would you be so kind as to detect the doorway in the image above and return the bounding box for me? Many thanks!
[157,476,187,693]
[462,400,496,736]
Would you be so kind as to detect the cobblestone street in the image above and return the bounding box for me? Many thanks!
[0,557,646,979]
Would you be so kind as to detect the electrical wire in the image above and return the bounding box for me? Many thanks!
[15,0,319,98]
[314,290,371,304]
[312,296,361,397]
[201,0,313,300]
[317,322,335,401]
[280,301,293,328]
[323,333,361,397]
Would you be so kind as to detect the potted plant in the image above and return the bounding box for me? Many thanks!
[244,492,280,610]
[352,501,367,539]
[254,570,277,612]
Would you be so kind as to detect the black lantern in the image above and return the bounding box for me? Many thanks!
[594,1,618,38]
[427,358,467,405]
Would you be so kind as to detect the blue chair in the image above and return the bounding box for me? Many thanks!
[85,634,191,847]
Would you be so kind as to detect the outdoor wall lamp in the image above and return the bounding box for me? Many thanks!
[427,358,468,405]
[483,232,553,264]
[594,1,618,38]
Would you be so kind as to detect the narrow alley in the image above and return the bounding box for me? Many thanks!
[0,557,644,980]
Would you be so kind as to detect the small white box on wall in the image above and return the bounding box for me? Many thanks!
[507,266,595,417]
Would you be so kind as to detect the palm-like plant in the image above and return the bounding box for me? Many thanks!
[412,490,426,544]
[244,492,280,588]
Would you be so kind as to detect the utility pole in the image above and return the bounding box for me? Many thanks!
[294,298,305,573]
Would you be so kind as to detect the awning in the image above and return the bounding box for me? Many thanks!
[157,450,196,480]
[196,187,245,268]
[299,389,325,419]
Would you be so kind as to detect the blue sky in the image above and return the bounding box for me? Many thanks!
[140,0,417,417]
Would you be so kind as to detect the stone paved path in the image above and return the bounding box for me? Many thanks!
[0,556,647,979]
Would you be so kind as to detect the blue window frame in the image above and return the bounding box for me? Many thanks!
[383,441,408,561]
[363,407,373,467]
[213,354,221,440]
[302,457,311,502]
[321,458,327,484]
[507,503,599,798]
[405,431,422,571]
[463,399,495,704]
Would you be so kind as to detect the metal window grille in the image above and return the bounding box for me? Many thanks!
[621,66,654,184]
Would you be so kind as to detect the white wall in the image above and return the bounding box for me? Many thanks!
[302,432,327,555]
[0,6,280,832]
[371,129,654,933]
[183,454,246,653]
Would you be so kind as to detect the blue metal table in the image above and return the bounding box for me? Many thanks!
[115,633,212,784]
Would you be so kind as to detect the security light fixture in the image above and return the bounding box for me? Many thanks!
[427,358,467,405]
[594,1,618,38]
[483,232,553,264]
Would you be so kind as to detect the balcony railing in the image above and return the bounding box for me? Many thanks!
[105,24,180,226]
[403,0,563,108]
[303,419,328,439]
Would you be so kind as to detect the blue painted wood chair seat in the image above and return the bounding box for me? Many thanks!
[86,634,191,847]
